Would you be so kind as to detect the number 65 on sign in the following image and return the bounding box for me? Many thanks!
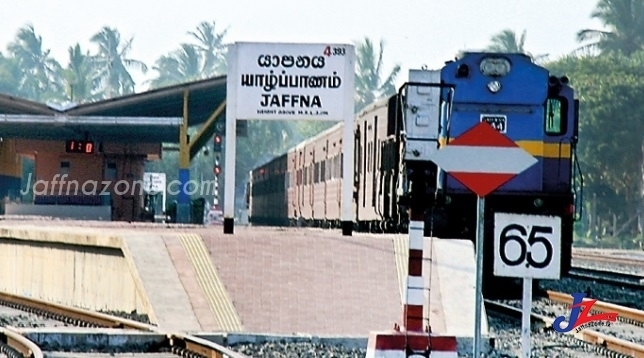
[493,213,562,279]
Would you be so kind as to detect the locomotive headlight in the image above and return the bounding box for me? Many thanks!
[487,80,502,93]
[480,57,511,76]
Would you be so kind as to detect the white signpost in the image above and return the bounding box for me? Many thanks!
[143,172,166,221]
[494,213,561,357]
[224,41,355,234]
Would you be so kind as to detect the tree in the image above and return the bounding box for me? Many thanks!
[148,21,229,89]
[7,25,63,101]
[546,51,644,238]
[188,21,228,75]
[486,29,548,62]
[577,0,644,56]
[61,43,102,103]
[0,53,24,97]
[90,27,148,98]
[149,44,203,88]
[487,29,527,53]
[354,37,401,112]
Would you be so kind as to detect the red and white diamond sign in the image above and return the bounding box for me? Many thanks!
[429,122,537,197]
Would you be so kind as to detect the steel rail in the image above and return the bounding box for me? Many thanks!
[485,300,644,357]
[567,266,644,289]
[0,290,249,358]
[545,290,644,325]
[0,291,155,330]
[573,252,644,267]
[0,327,43,358]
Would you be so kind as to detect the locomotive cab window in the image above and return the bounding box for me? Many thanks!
[545,97,567,135]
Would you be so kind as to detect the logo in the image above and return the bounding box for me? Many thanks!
[553,293,619,333]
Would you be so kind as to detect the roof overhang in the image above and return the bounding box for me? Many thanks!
[0,114,181,143]
[0,75,227,143]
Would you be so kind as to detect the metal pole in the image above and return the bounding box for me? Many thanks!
[521,277,532,357]
[473,195,485,358]
[223,44,238,234]
[340,46,356,236]
[177,90,191,224]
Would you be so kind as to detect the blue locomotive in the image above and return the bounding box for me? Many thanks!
[428,52,582,295]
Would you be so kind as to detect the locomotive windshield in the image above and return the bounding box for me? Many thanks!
[545,97,566,135]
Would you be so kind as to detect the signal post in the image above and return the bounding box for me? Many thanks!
[427,122,539,357]
[365,71,459,357]
[213,134,222,208]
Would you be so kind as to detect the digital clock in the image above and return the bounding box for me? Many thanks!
[66,140,95,154]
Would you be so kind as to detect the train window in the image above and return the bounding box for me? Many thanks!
[545,97,567,135]
[322,160,327,181]
[314,162,320,183]
[368,142,372,172]
[332,156,337,179]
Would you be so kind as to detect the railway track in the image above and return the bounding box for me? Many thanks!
[567,266,644,290]
[0,291,249,358]
[486,291,644,357]
[544,290,644,327]
[0,327,42,358]
[573,251,644,267]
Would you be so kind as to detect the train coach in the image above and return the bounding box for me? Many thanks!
[247,52,582,297]
[248,94,403,231]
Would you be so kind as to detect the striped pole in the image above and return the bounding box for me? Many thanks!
[214,154,221,209]
[404,216,425,332]
[365,198,459,358]
[214,177,219,207]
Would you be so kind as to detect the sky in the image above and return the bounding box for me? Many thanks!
[0,0,605,92]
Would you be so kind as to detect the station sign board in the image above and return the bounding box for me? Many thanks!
[233,42,355,121]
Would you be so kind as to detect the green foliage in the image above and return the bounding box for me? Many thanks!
[577,0,644,55]
[6,25,63,101]
[487,29,527,53]
[354,37,401,112]
[148,21,228,89]
[546,51,644,237]
[485,29,549,62]
[63,43,103,103]
[91,26,148,98]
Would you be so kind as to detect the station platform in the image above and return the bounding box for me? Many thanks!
[0,219,488,346]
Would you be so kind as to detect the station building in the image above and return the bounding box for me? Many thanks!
[0,76,227,222]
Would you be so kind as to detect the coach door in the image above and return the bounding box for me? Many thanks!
[309,148,315,216]
[354,124,362,219]
[324,139,329,217]
[297,150,303,217]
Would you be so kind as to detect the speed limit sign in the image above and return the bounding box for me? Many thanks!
[494,213,561,279]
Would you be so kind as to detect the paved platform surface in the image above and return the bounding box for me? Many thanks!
[201,227,401,336]
[0,218,484,338]
[121,234,201,332]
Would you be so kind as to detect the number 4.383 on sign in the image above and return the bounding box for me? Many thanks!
[493,213,562,279]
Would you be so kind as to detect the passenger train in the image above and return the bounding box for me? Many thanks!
[246,52,582,297]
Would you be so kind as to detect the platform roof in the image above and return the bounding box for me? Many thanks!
[0,76,227,143]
